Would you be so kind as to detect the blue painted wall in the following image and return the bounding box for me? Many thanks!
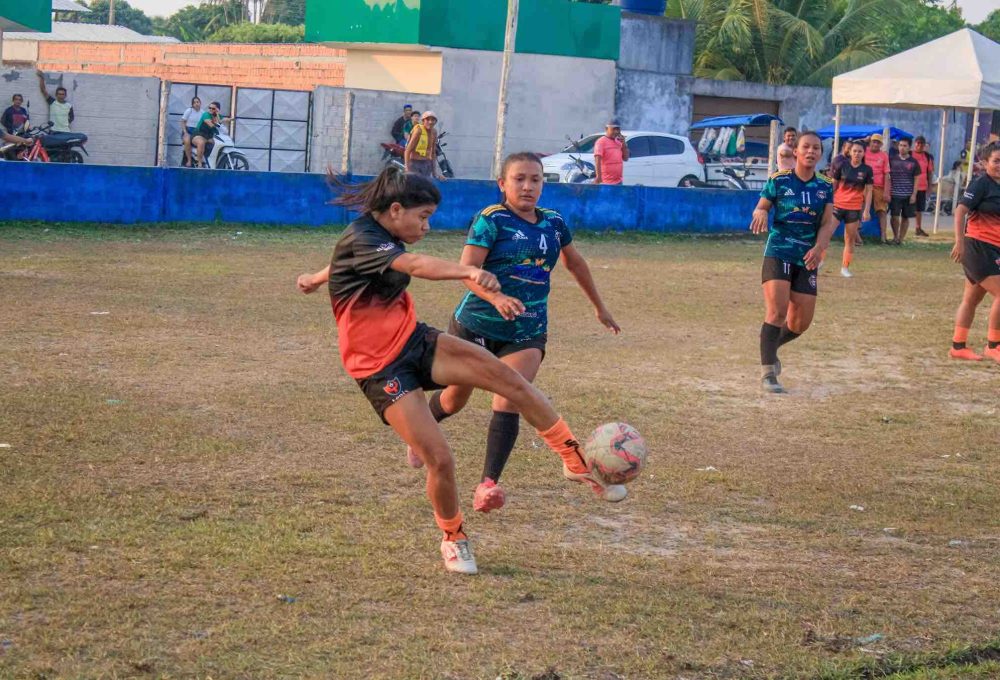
[0,163,879,236]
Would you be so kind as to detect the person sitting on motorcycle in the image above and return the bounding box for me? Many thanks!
[37,71,84,145]
[405,111,442,179]
[181,96,203,168]
[1,129,32,153]
[403,111,421,142]
[1,94,30,136]
[192,101,228,168]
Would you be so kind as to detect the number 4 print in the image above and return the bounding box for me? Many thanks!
[539,234,548,254]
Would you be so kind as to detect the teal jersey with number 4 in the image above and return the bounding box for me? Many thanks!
[760,170,833,266]
[454,204,573,342]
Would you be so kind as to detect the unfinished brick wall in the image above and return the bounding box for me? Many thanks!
[35,42,346,91]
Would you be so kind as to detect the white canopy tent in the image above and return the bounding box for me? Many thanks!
[832,28,1000,233]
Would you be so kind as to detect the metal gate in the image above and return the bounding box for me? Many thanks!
[234,88,311,173]
[165,83,311,172]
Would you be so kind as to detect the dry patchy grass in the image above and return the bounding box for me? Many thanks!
[1,224,998,679]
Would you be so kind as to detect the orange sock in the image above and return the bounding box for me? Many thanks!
[953,326,971,345]
[538,417,587,474]
[435,511,466,541]
[842,252,853,268]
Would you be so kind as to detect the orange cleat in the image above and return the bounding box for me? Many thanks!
[984,345,1000,364]
[949,347,983,361]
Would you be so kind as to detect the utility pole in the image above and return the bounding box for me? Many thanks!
[108,0,115,25]
[492,0,519,180]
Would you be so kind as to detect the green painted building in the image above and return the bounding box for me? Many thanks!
[306,0,620,61]
[0,0,51,32]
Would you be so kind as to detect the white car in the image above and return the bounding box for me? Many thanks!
[541,131,703,187]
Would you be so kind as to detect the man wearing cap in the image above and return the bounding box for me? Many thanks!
[865,133,891,243]
[405,110,440,178]
[391,103,413,145]
[594,120,630,185]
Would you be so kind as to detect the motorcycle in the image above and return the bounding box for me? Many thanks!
[1,122,88,163]
[558,135,596,184]
[680,165,749,190]
[190,124,250,170]
[379,130,455,178]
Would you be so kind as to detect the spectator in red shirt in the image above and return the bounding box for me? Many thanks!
[865,134,892,243]
[594,120,629,185]
[912,135,935,237]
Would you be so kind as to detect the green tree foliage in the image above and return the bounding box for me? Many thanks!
[153,1,245,41]
[207,21,304,43]
[56,0,154,35]
[261,0,306,25]
[666,0,969,86]
[975,9,1000,43]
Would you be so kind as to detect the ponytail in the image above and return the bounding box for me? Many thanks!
[328,166,441,214]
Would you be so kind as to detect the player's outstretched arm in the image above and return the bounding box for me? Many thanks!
[951,204,970,262]
[749,198,773,234]
[863,184,873,222]
[458,245,525,321]
[804,204,837,270]
[560,244,620,334]
[297,265,330,294]
[391,253,500,292]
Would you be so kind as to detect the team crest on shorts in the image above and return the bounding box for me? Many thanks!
[809,274,817,288]
[383,378,402,396]
[995,257,1000,267]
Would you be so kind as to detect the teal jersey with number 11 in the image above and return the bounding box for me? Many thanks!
[454,204,573,342]
[760,170,833,266]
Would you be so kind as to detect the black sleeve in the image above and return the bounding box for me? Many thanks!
[910,160,920,177]
[863,164,873,185]
[68,107,75,124]
[351,229,406,276]
[0,108,11,133]
[46,95,55,106]
[830,164,842,181]
[390,116,404,138]
[960,176,988,211]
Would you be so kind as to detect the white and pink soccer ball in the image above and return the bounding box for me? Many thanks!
[583,422,647,485]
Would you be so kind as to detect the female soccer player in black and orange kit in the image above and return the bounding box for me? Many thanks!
[296,167,616,575]
[949,142,1000,363]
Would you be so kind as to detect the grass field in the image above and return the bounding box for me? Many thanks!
[1,223,999,679]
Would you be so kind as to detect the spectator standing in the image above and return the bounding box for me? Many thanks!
[36,71,75,135]
[911,135,935,237]
[594,119,629,186]
[405,110,440,178]
[391,104,413,145]
[1,94,30,134]
[783,127,797,148]
[829,139,852,175]
[776,143,795,172]
[889,138,921,245]
[865,133,892,243]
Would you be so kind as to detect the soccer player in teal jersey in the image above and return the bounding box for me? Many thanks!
[407,152,622,512]
[750,131,839,393]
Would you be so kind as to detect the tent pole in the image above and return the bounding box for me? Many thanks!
[767,119,778,175]
[966,108,980,188]
[833,105,841,158]
[933,109,947,234]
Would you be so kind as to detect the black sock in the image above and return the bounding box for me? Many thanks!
[990,340,1000,350]
[954,341,967,350]
[483,411,520,483]
[760,323,782,367]
[777,326,801,347]
[429,391,451,423]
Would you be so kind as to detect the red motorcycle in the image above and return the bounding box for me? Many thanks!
[379,131,455,178]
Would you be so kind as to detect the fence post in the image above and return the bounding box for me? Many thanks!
[156,80,170,167]
[341,91,355,175]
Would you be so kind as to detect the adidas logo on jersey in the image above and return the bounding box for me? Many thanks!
[512,230,528,241]
[783,187,796,196]
[376,242,396,252]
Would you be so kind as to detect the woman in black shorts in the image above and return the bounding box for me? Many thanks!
[296,167,616,574]
[949,142,1000,363]
[831,140,873,278]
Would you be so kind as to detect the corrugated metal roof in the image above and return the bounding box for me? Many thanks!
[52,0,91,12]
[5,21,180,43]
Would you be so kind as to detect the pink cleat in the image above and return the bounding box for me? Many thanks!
[473,478,506,513]
[949,347,983,361]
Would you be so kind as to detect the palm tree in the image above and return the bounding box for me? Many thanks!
[667,0,907,86]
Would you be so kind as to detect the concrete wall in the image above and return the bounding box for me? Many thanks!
[617,14,694,76]
[615,72,693,135]
[0,161,766,232]
[311,48,617,179]
[0,67,161,167]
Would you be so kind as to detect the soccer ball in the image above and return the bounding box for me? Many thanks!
[583,422,647,485]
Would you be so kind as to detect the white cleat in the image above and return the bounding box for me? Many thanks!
[761,373,785,394]
[563,464,627,502]
[840,267,853,278]
[440,538,478,575]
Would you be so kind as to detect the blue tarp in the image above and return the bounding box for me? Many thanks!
[689,113,784,130]
[815,125,914,141]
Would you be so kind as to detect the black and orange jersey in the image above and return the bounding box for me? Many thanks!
[328,215,416,379]
[832,162,873,211]
[961,174,1000,248]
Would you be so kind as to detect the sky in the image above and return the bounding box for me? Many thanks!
[128,0,998,22]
